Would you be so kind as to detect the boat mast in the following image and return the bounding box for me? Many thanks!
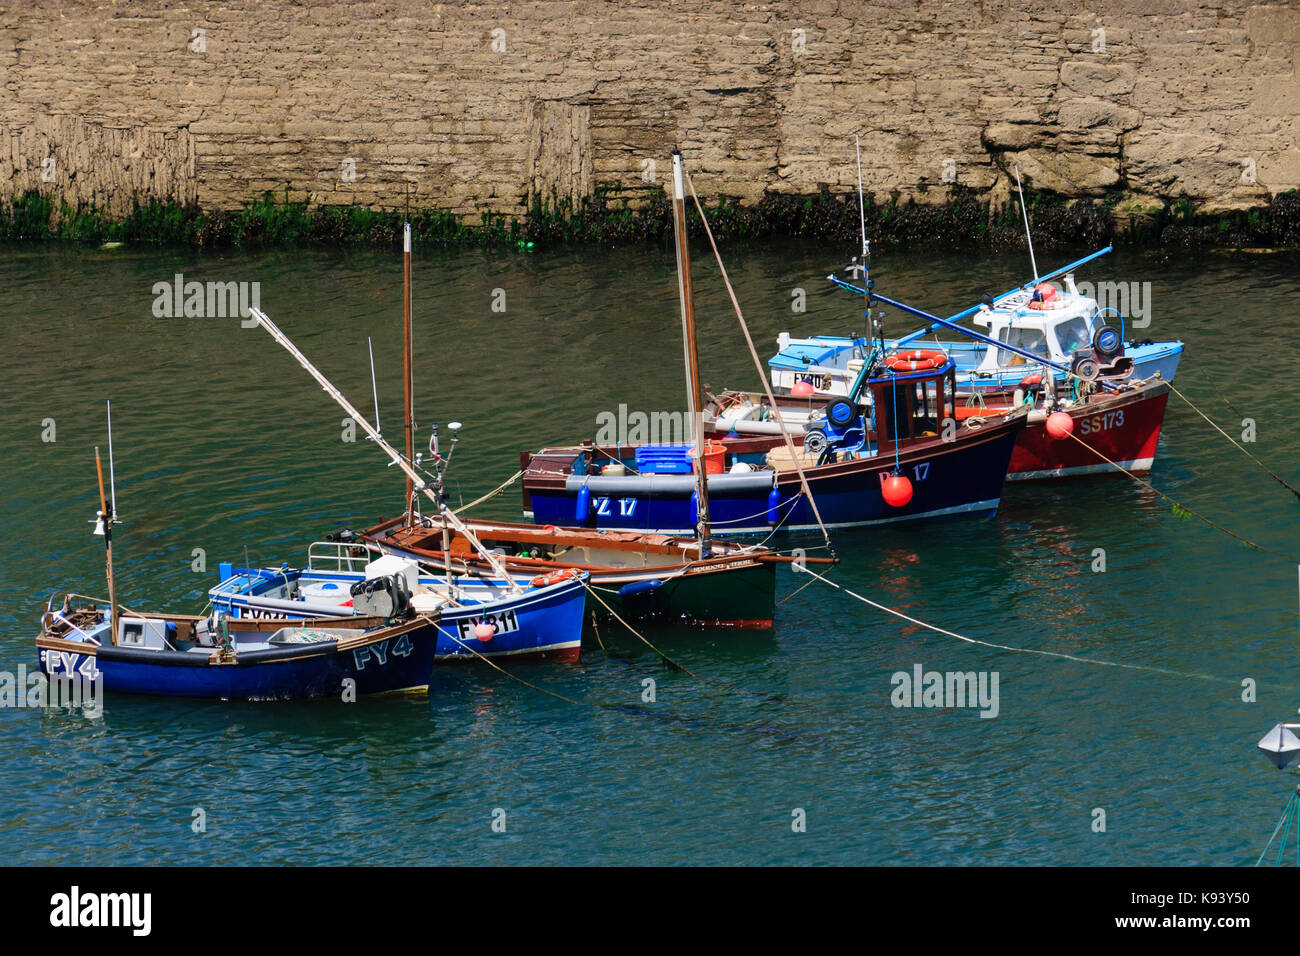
[671,149,712,552]
[93,443,119,645]
[403,221,415,526]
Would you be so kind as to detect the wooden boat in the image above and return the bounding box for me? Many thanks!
[37,593,442,699]
[524,357,1028,534]
[33,425,446,699]
[361,518,783,629]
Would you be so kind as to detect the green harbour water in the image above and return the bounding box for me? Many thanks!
[0,238,1298,865]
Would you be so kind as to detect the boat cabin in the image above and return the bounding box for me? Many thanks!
[971,273,1104,373]
[867,359,958,443]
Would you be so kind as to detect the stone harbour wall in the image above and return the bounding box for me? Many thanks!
[1,0,1298,222]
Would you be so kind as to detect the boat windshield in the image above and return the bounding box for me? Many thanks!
[996,326,1049,366]
[1054,316,1092,354]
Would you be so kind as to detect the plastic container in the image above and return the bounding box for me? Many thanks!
[635,444,694,474]
[697,440,726,475]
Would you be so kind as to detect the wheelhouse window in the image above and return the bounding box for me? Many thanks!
[996,326,1049,366]
[1054,316,1092,354]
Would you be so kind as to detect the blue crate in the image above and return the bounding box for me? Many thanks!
[635,443,694,474]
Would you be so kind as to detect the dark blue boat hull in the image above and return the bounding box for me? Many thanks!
[37,621,438,700]
[527,421,1023,535]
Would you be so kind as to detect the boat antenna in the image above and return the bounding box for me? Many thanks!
[671,148,713,554]
[250,308,523,592]
[855,134,868,261]
[105,399,118,517]
[1014,164,1039,283]
[402,221,414,525]
[367,335,381,438]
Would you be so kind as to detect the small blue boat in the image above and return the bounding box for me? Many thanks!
[208,546,588,663]
[37,594,441,700]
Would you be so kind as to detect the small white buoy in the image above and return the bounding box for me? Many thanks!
[1258,723,1300,769]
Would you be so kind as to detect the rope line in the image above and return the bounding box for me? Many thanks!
[578,580,696,676]
[792,564,1227,683]
[1256,786,1300,867]
[1166,379,1300,502]
[452,469,523,515]
[1060,431,1288,557]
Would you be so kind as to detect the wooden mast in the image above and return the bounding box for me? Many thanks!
[670,149,712,553]
[402,222,414,525]
[94,446,119,645]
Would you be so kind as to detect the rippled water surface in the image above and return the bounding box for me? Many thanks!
[1,238,1297,865]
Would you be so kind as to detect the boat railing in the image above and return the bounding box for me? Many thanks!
[308,540,381,574]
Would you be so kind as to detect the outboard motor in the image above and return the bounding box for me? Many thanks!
[350,574,413,621]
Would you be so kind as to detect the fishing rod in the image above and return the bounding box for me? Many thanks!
[249,307,522,592]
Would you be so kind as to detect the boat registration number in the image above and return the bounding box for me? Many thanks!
[595,497,637,517]
[1077,409,1125,436]
[352,634,414,670]
[456,609,520,642]
[40,650,101,681]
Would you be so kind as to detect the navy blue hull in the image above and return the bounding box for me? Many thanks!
[528,423,1023,535]
[37,622,438,700]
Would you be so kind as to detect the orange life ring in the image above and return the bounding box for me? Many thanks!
[885,349,947,372]
[530,568,577,588]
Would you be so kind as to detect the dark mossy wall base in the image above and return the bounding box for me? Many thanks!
[4,187,1299,253]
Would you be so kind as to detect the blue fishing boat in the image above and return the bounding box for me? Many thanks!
[771,249,1182,399]
[521,150,1027,536]
[524,356,1027,534]
[37,593,442,699]
[209,546,588,662]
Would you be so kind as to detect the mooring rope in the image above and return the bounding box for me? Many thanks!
[791,564,1226,683]
[578,579,696,676]
[1060,431,1292,558]
[684,169,832,551]
[429,614,588,707]
[1166,379,1300,502]
[452,469,523,515]
[1256,785,1300,867]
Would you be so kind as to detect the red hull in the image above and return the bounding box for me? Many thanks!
[1007,386,1169,480]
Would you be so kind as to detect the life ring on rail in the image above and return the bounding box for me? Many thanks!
[884,349,946,372]
[530,568,577,588]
